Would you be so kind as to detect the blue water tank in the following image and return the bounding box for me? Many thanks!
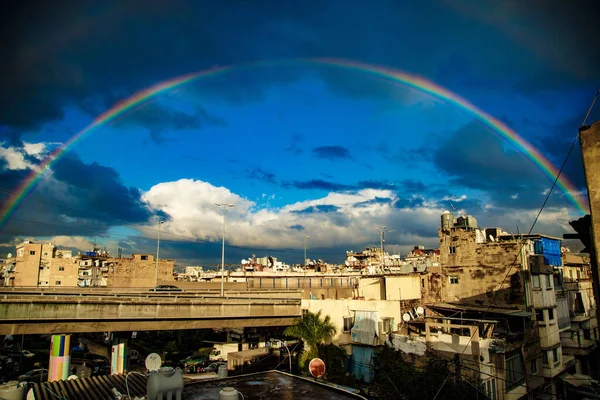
[534,238,562,266]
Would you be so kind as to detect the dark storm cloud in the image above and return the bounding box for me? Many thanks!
[393,196,425,209]
[283,179,396,192]
[0,151,162,237]
[312,146,352,160]
[2,0,597,136]
[353,197,393,208]
[108,102,227,144]
[245,167,277,184]
[51,154,157,223]
[289,224,305,231]
[291,205,341,215]
[283,135,304,156]
[432,121,559,209]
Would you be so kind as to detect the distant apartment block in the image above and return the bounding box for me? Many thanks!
[6,241,175,288]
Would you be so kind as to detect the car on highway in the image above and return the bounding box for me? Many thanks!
[181,356,209,373]
[200,362,227,373]
[18,368,48,383]
[149,285,183,292]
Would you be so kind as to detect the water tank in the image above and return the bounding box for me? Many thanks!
[220,387,239,400]
[218,364,228,379]
[147,367,183,400]
[441,211,454,230]
[466,215,478,229]
[0,381,26,400]
[456,216,467,227]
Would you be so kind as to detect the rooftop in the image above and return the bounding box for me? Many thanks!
[183,370,365,399]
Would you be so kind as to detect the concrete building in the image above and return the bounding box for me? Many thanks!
[11,241,175,288]
[556,254,598,377]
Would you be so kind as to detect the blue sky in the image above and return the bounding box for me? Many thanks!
[0,0,599,266]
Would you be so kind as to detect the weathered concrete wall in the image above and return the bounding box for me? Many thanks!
[434,229,527,307]
[385,275,421,300]
[0,295,301,334]
[106,258,174,288]
[302,298,401,344]
[358,277,384,300]
[579,120,600,324]
[14,243,42,287]
[49,258,80,287]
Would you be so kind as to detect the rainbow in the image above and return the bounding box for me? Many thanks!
[0,58,588,229]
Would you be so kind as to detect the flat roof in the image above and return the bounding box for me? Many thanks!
[183,370,366,399]
[428,303,533,317]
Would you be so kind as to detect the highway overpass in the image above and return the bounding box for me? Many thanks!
[0,289,302,334]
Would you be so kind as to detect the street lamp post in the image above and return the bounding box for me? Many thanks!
[376,226,395,266]
[216,203,234,297]
[304,235,310,268]
[155,221,164,288]
[271,339,292,372]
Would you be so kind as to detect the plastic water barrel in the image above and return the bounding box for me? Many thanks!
[0,381,26,400]
[218,364,228,379]
[219,387,239,400]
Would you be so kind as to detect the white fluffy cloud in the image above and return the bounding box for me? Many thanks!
[0,142,49,170]
[142,179,444,250]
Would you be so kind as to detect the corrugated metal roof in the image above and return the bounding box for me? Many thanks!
[31,373,147,400]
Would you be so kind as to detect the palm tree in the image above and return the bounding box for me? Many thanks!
[284,310,336,366]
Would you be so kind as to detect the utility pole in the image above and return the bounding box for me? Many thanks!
[216,203,234,297]
[376,226,395,266]
[304,236,310,268]
[155,221,163,288]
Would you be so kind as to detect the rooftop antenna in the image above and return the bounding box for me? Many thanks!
[450,204,456,211]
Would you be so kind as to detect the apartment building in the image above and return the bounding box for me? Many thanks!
[11,241,175,288]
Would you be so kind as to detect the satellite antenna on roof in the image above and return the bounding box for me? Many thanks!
[145,353,162,372]
[450,204,456,211]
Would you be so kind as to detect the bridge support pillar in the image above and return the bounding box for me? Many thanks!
[48,334,71,381]
[111,334,127,375]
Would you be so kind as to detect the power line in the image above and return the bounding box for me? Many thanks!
[432,89,600,399]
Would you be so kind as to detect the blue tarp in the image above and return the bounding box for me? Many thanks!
[351,345,374,383]
[534,238,562,266]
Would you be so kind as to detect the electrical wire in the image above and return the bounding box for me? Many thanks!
[41,382,67,400]
[125,370,147,399]
[431,88,600,399]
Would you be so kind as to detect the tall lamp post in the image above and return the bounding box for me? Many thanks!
[376,226,395,266]
[304,235,310,268]
[270,338,292,373]
[216,203,234,297]
[155,221,164,288]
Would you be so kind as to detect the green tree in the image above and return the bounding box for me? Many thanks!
[284,310,336,367]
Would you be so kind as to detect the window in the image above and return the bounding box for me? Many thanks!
[302,309,309,317]
[82,271,89,276]
[58,267,64,271]
[531,359,538,375]
[546,274,552,289]
[532,275,541,288]
[506,353,525,390]
[547,308,554,322]
[343,316,354,332]
[552,348,560,366]
[381,318,392,334]
[43,253,48,256]
[449,276,459,284]
[141,255,149,261]
[535,309,544,323]
[421,278,425,288]
[55,281,61,285]
[29,251,36,255]
[543,351,549,365]
[485,379,497,400]
[449,246,456,254]
[584,329,591,340]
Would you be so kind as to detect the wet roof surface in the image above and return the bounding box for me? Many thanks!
[183,370,365,399]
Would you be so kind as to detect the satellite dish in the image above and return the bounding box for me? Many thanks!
[7,253,12,259]
[416,307,424,315]
[402,313,411,322]
[145,353,162,372]
[309,358,326,378]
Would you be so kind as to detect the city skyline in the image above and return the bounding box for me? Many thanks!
[1,1,599,265]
